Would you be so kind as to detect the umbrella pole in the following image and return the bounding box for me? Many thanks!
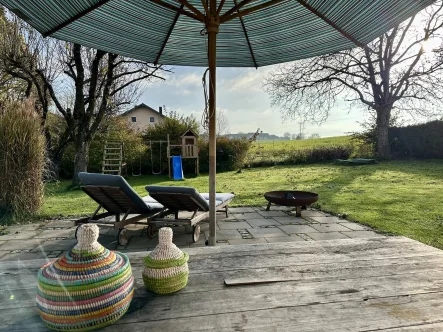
[207,10,218,246]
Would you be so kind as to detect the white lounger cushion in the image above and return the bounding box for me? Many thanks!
[143,194,232,211]
[200,193,234,204]
[146,186,234,211]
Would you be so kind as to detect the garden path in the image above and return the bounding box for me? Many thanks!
[0,207,383,261]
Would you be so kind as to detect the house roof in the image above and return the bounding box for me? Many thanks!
[121,103,165,118]
[181,129,199,138]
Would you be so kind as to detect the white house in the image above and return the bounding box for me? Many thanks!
[121,103,165,131]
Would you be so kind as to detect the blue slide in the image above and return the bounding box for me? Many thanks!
[172,156,184,180]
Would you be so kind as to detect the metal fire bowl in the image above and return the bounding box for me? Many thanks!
[264,191,318,207]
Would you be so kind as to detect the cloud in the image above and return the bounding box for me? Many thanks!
[221,68,273,93]
[164,72,202,88]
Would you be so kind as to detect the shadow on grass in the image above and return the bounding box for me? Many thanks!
[299,163,379,216]
[372,159,443,181]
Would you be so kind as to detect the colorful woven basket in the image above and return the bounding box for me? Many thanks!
[142,227,189,294]
[36,224,134,331]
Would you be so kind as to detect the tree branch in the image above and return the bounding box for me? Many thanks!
[88,53,118,141]
[72,44,85,120]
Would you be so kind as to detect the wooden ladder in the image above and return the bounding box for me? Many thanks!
[102,140,124,175]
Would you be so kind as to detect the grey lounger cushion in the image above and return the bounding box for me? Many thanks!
[79,172,161,213]
[142,196,164,210]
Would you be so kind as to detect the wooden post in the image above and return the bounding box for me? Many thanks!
[167,134,171,179]
[207,1,219,246]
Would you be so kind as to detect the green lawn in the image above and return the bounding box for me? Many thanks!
[41,160,443,249]
[250,136,353,153]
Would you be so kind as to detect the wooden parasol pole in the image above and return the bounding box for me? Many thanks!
[207,0,219,246]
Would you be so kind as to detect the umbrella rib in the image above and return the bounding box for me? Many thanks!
[148,0,204,22]
[201,0,211,17]
[178,0,206,20]
[216,0,226,16]
[294,0,365,48]
[221,0,257,20]
[43,0,113,37]
[233,0,258,68]
[155,5,184,65]
[221,0,283,23]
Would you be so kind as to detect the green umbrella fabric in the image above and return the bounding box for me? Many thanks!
[0,0,435,67]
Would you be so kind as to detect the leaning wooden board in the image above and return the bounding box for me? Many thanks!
[2,237,443,331]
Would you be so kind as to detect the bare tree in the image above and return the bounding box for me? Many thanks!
[0,12,169,182]
[0,8,32,106]
[309,133,320,139]
[283,132,291,140]
[264,2,443,158]
[201,108,230,137]
[217,109,230,136]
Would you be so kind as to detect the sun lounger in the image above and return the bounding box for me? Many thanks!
[76,172,163,245]
[145,185,234,242]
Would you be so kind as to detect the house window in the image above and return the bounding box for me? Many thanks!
[131,116,136,123]
[150,117,155,123]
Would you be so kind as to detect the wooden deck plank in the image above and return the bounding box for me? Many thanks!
[5,254,443,308]
[221,254,443,286]
[0,237,430,270]
[7,293,443,332]
[134,237,442,264]
[93,292,443,331]
[3,251,443,292]
[1,238,440,277]
[4,267,443,313]
[378,322,443,331]
[1,237,443,331]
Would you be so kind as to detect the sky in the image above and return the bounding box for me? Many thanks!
[139,66,368,138]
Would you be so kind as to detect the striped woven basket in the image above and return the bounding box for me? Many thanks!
[142,227,189,294]
[36,224,134,331]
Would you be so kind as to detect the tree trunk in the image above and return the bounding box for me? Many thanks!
[73,139,91,185]
[44,125,72,180]
[48,153,62,180]
[48,146,69,181]
[376,107,392,159]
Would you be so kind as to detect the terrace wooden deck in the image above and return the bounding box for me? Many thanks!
[2,237,443,331]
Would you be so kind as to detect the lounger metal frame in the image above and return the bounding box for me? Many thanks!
[146,190,232,242]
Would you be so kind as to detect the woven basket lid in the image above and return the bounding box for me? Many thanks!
[36,224,134,331]
[144,227,188,268]
[38,224,131,282]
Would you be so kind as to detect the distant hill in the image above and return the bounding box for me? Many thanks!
[225,132,286,140]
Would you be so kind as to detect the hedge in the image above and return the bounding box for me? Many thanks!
[389,120,443,159]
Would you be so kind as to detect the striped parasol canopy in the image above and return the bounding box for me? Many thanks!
[0,0,436,245]
[0,0,435,67]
